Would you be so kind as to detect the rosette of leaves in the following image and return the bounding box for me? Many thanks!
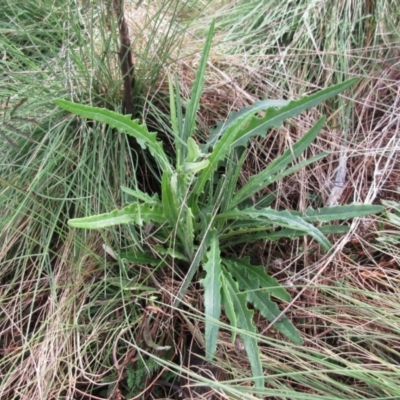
[56,22,383,388]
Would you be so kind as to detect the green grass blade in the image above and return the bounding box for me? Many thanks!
[182,206,195,259]
[119,251,160,265]
[55,99,173,174]
[172,73,186,168]
[232,78,359,148]
[168,75,179,138]
[201,229,222,360]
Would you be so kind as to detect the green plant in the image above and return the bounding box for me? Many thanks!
[126,356,160,397]
[55,22,383,388]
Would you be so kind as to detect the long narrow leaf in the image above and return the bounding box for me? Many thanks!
[207,99,290,150]
[119,252,160,266]
[220,148,247,213]
[168,75,179,137]
[232,152,328,209]
[264,117,326,174]
[220,225,350,248]
[216,207,332,250]
[121,186,158,204]
[68,202,166,229]
[299,204,384,222]
[182,205,195,259]
[161,172,179,227]
[269,152,327,183]
[201,229,222,360]
[182,21,215,146]
[222,269,264,388]
[221,273,237,343]
[232,78,359,148]
[171,73,186,167]
[173,227,212,308]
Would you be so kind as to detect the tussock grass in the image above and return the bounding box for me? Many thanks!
[1,0,400,399]
[0,1,143,398]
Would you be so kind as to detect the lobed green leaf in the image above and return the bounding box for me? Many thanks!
[216,207,332,250]
[68,202,166,229]
[55,99,172,174]
[221,269,264,388]
[225,260,303,344]
[186,137,204,162]
[182,159,209,174]
[230,257,290,301]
